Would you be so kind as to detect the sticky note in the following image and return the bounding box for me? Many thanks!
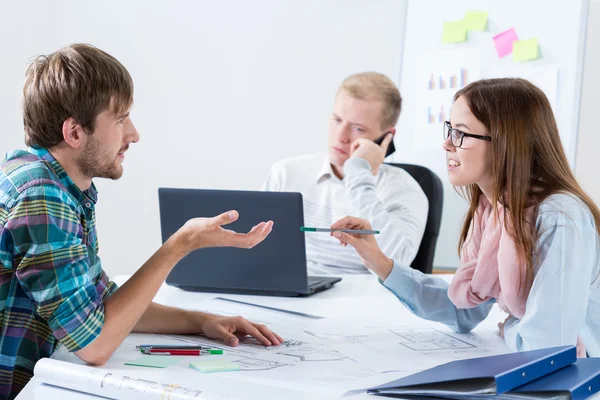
[442,20,467,43]
[493,28,519,58]
[463,11,488,31]
[513,39,539,61]
[125,355,184,368]
[189,360,241,373]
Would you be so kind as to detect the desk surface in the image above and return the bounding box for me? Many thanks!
[17,274,511,400]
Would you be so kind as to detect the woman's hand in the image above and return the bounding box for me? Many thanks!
[330,216,393,280]
[498,315,513,338]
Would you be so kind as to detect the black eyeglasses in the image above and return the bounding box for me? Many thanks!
[443,121,492,148]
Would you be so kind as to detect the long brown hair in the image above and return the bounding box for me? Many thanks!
[455,78,600,293]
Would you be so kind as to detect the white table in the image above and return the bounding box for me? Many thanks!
[17,274,509,400]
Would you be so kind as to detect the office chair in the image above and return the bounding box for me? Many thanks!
[387,163,443,274]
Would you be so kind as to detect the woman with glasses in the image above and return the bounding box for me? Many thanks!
[330,78,600,357]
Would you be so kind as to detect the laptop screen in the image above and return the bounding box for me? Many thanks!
[159,188,310,294]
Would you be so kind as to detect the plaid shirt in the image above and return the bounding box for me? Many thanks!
[0,147,117,399]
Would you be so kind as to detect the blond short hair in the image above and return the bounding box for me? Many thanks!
[337,72,402,129]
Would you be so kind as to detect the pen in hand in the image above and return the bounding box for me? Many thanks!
[300,227,380,235]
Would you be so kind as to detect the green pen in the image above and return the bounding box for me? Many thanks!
[300,227,380,235]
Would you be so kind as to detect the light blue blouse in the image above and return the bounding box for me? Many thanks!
[382,193,600,357]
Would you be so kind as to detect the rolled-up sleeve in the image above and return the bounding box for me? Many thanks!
[8,186,108,352]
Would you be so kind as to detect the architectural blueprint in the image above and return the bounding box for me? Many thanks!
[49,297,511,398]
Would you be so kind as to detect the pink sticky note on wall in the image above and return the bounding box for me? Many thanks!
[493,28,519,58]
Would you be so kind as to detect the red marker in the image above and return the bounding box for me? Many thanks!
[142,348,223,356]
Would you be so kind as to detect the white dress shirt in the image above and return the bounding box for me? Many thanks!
[262,153,428,275]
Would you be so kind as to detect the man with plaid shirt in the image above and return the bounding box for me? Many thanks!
[0,44,282,399]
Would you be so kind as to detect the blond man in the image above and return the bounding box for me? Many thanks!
[263,72,428,275]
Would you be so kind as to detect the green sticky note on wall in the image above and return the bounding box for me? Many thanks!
[442,20,467,43]
[463,11,488,31]
[513,39,539,61]
[125,355,184,368]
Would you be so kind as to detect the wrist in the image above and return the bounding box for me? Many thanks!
[369,253,393,281]
[168,228,193,258]
[193,311,214,333]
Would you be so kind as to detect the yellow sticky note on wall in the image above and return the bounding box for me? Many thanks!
[512,39,539,61]
[442,20,467,43]
[463,11,488,31]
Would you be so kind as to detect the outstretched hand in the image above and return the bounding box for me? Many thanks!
[178,210,273,254]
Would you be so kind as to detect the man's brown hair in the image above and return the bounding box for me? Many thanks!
[22,43,133,148]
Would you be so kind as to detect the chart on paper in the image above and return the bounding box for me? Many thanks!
[425,67,471,124]
[415,48,481,149]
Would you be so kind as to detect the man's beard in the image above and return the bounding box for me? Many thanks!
[77,136,124,180]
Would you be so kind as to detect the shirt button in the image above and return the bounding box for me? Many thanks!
[85,202,92,208]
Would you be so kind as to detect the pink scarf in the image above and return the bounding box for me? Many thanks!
[448,196,587,357]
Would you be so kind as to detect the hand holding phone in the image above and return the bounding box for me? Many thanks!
[373,132,396,158]
[349,132,395,176]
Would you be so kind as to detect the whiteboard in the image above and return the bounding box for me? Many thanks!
[391,0,589,268]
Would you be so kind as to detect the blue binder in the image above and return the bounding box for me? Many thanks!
[495,357,600,400]
[367,346,577,398]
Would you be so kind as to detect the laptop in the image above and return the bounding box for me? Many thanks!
[158,188,342,296]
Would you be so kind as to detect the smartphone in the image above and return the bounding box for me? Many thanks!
[374,132,396,158]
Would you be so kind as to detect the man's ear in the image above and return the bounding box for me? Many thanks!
[386,127,397,137]
[61,117,85,149]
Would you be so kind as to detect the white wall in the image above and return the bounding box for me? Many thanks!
[576,0,600,202]
[0,0,406,277]
[2,1,598,278]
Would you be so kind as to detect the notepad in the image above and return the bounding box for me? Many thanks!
[125,355,184,369]
[189,360,241,373]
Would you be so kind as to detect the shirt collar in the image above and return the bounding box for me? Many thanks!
[315,156,383,183]
[316,157,339,183]
[28,146,98,205]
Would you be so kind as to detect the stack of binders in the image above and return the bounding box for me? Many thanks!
[366,346,600,400]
